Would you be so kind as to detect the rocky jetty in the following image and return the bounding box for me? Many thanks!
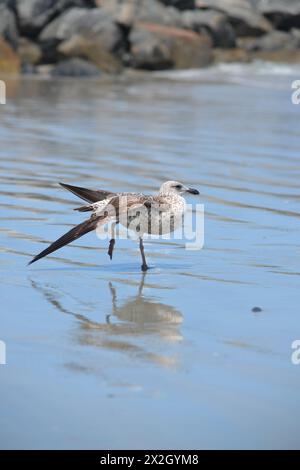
[0,0,299,76]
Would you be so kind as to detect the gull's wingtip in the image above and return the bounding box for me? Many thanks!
[27,256,37,266]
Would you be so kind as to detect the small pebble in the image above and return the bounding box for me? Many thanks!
[252,306,262,313]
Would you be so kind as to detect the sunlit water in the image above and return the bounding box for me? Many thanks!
[1,62,300,449]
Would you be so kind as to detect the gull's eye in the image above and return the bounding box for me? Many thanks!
[175,184,182,190]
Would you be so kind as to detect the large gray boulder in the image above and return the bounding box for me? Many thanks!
[134,0,182,26]
[195,0,272,36]
[0,4,18,49]
[18,37,42,64]
[58,34,123,72]
[40,8,124,72]
[40,7,122,51]
[16,0,94,37]
[181,9,236,47]
[51,57,101,76]
[99,0,182,27]
[129,25,173,69]
[95,0,136,26]
[253,0,300,16]
[129,22,212,70]
[253,0,300,30]
[238,30,300,51]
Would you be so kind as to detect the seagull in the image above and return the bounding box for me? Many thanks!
[28,181,199,271]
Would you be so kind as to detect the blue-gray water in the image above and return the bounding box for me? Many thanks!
[1,63,300,449]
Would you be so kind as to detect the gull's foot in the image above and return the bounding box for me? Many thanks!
[108,239,115,260]
[141,264,149,272]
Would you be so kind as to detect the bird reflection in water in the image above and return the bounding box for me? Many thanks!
[30,273,183,369]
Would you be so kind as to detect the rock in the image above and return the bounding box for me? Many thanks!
[97,0,182,27]
[171,31,212,68]
[255,49,300,63]
[182,9,236,47]
[51,57,101,77]
[58,34,122,72]
[255,0,300,16]
[129,24,173,69]
[195,0,272,36]
[36,63,54,76]
[86,0,183,28]
[0,4,18,49]
[21,62,37,74]
[254,0,300,30]
[251,306,262,313]
[16,0,94,37]
[0,36,20,73]
[213,47,251,63]
[237,30,299,51]
[133,0,182,27]
[95,0,136,27]
[129,22,212,70]
[18,37,42,64]
[40,8,123,71]
[40,8,122,51]
[291,27,300,41]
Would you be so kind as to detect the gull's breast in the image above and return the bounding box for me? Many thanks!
[125,198,186,236]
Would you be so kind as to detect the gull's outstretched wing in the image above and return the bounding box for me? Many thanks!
[59,182,115,203]
[28,214,106,265]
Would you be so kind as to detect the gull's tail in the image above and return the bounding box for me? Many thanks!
[28,216,102,265]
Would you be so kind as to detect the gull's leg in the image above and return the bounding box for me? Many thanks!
[139,237,148,272]
[108,281,117,311]
[108,222,116,260]
[108,239,115,260]
[138,272,146,296]
[106,281,117,323]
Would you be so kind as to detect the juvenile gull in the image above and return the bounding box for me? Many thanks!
[28,181,199,271]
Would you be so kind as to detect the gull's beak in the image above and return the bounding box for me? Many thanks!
[187,187,199,195]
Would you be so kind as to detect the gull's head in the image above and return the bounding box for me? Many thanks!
[159,181,199,196]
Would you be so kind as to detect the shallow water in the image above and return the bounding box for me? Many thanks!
[1,63,300,449]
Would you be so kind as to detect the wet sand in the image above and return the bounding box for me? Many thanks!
[0,64,300,449]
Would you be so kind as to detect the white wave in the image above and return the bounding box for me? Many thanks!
[153,61,300,89]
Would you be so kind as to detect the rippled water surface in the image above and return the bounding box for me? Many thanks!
[1,64,300,449]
